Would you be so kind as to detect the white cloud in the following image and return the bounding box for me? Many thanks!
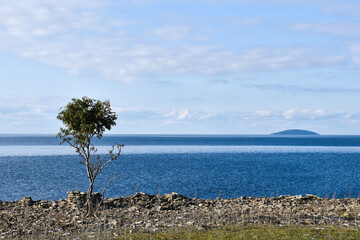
[113,107,220,122]
[224,17,265,26]
[0,99,359,133]
[0,0,352,82]
[113,106,161,119]
[320,2,360,15]
[282,109,344,120]
[0,95,60,131]
[343,114,352,119]
[154,26,189,40]
[0,0,107,36]
[177,109,191,120]
[113,107,357,125]
[292,22,360,37]
[228,0,360,13]
[348,44,360,54]
[163,109,218,121]
[163,110,177,118]
[249,84,360,93]
[114,106,144,113]
[198,112,218,120]
[253,110,271,117]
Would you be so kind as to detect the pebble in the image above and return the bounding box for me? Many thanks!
[1,191,359,238]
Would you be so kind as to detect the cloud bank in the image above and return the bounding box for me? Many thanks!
[0,0,355,82]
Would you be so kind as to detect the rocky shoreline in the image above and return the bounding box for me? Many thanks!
[1,192,360,238]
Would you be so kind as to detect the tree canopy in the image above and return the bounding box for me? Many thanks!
[57,96,122,216]
[57,96,117,144]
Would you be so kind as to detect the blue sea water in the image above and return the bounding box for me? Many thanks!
[1,134,360,201]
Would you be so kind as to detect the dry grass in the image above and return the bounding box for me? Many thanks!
[6,225,360,239]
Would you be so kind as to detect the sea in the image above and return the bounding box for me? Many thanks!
[1,134,360,201]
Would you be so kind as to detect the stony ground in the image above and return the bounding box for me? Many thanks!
[1,192,360,238]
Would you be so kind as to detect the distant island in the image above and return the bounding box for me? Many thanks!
[271,129,320,136]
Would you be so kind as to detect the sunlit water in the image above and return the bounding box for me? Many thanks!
[1,135,360,201]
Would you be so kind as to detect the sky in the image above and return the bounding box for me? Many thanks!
[0,0,360,135]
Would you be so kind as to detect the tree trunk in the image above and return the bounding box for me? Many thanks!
[86,180,94,216]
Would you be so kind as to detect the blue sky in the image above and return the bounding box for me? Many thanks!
[1,0,360,134]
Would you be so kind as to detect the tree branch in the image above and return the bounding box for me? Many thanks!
[101,173,121,200]
[95,145,122,178]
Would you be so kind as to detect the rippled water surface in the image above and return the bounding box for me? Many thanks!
[1,134,360,201]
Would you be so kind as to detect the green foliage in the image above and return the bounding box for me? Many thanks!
[57,96,117,146]
[57,96,122,216]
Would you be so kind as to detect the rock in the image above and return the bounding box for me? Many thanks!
[1,192,360,238]
[21,197,33,206]
[164,192,179,203]
[67,191,101,207]
[186,221,195,226]
[304,194,322,200]
[128,206,138,212]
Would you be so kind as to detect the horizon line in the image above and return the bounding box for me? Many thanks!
[1,133,360,136]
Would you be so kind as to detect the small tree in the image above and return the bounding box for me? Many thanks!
[57,96,123,216]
